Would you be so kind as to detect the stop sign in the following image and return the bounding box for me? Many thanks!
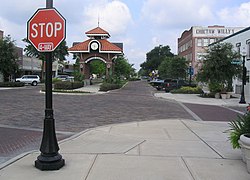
[27,8,66,52]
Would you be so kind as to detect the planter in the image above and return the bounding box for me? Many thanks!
[220,93,227,99]
[226,92,232,99]
[239,134,250,173]
[215,93,220,99]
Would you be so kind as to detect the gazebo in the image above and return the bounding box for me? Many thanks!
[68,27,123,79]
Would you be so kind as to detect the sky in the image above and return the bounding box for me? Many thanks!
[1,0,250,70]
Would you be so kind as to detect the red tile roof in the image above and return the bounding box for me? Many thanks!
[99,39,122,51]
[85,27,110,37]
[68,39,91,51]
[68,39,122,53]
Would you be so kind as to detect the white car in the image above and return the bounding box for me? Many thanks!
[55,75,74,82]
[55,75,69,81]
[15,75,40,86]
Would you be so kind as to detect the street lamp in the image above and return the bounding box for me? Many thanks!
[189,62,192,86]
[239,48,247,104]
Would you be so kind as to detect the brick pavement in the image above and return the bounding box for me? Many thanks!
[0,81,194,165]
[183,103,242,122]
[0,81,194,132]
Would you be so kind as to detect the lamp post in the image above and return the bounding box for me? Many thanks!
[189,62,192,86]
[239,49,247,104]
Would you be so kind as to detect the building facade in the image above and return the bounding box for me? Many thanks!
[213,27,250,97]
[178,25,245,75]
[0,30,3,81]
[0,30,3,39]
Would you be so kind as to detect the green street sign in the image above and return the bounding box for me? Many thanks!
[231,59,242,65]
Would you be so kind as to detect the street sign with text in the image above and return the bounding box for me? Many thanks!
[27,8,66,52]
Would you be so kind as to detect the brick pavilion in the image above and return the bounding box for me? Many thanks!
[68,27,123,79]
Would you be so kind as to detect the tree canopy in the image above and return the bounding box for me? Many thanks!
[158,56,187,79]
[140,45,174,75]
[114,56,135,79]
[23,38,69,79]
[90,60,106,77]
[0,35,19,81]
[23,38,69,61]
[197,42,241,91]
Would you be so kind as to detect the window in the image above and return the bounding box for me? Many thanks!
[246,39,250,59]
[197,39,202,46]
[197,52,208,61]
[236,43,241,56]
[203,38,209,46]
[209,38,215,45]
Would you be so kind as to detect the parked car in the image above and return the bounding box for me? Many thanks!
[55,75,75,82]
[150,79,164,90]
[15,75,40,86]
[165,79,190,92]
[55,75,69,81]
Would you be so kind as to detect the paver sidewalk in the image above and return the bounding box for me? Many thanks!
[0,119,249,180]
[155,92,250,107]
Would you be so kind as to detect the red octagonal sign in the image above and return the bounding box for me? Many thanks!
[27,8,66,52]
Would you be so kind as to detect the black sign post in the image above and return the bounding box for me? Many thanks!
[34,0,65,170]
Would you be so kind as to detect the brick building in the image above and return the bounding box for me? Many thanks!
[0,30,3,81]
[178,25,245,75]
[0,30,3,39]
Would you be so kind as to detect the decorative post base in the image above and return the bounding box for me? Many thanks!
[35,153,65,170]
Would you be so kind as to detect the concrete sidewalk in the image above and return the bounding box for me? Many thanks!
[155,92,250,107]
[0,119,249,180]
[74,83,103,94]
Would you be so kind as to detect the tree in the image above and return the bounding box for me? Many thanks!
[114,56,134,79]
[140,45,174,75]
[197,42,241,92]
[23,38,69,79]
[158,56,187,79]
[90,60,106,77]
[0,35,19,81]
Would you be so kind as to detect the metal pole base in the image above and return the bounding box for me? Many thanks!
[239,99,246,104]
[35,153,65,170]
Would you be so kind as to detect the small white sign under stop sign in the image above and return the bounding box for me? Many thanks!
[27,8,66,52]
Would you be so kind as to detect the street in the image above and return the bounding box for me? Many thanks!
[0,81,243,165]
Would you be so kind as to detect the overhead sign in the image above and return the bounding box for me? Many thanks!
[27,8,66,52]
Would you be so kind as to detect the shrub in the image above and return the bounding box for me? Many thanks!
[209,82,222,93]
[227,114,250,149]
[129,77,141,81]
[171,86,203,94]
[0,82,25,87]
[99,83,122,92]
[73,72,85,82]
[52,78,62,83]
[54,81,84,90]
[199,92,216,98]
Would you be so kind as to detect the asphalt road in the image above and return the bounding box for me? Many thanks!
[0,81,243,165]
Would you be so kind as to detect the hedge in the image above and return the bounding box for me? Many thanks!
[54,81,84,90]
[99,83,123,92]
[0,82,25,87]
[171,86,203,94]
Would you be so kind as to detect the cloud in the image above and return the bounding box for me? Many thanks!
[126,48,146,70]
[217,2,250,26]
[82,0,133,37]
[141,0,214,29]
